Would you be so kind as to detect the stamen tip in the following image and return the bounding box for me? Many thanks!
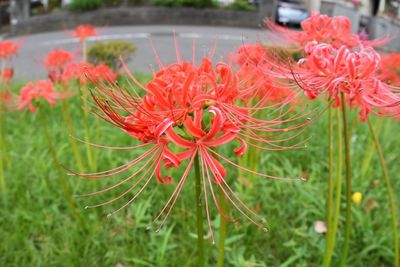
[300,177,307,182]
[155,229,161,234]
[84,206,89,209]
[106,213,112,219]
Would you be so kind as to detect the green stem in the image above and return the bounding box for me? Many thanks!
[61,101,85,173]
[328,109,343,265]
[194,152,205,267]
[323,106,335,267]
[80,86,95,171]
[217,188,227,267]
[39,107,85,228]
[339,93,352,267]
[0,105,5,196]
[360,120,382,177]
[82,41,87,62]
[367,118,399,267]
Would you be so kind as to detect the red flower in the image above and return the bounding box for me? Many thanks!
[17,80,68,112]
[73,24,97,42]
[379,53,400,86]
[266,13,385,49]
[45,49,73,83]
[0,68,14,85]
[0,40,19,59]
[62,62,116,85]
[45,49,73,71]
[231,44,300,106]
[295,42,400,121]
[72,54,307,240]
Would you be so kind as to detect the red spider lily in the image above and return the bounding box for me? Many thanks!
[0,90,19,111]
[0,68,14,85]
[294,42,400,121]
[17,80,69,112]
[72,53,309,241]
[73,24,97,43]
[0,40,19,59]
[62,62,116,85]
[231,44,301,106]
[266,13,385,49]
[45,49,73,83]
[379,53,400,86]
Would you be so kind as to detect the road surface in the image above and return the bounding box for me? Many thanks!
[6,25,270,81]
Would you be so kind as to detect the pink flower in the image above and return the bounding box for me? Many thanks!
[17,80,68,112]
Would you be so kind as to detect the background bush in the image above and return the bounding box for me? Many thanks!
[69,0,102,11]
[151,0,215,8]
[88,41,136,71]
[225,0,256,11]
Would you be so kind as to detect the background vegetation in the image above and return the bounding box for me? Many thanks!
[1,75,399,266]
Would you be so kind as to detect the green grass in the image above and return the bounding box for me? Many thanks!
[1,75,399,266]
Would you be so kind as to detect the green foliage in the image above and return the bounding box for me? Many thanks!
[152,0,215,8]
[225,0,256,11]
[88,41,136,71]
[1,76,399,266]
[69,0,102,11]
[264,44,304,61]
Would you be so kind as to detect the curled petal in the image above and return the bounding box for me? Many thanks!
[155,118,174,140]
[206,106,224,140]
[233,138,247,157]
[155,162,172,184]
[166,128,194,148]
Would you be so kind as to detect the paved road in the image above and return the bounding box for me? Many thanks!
[7,25,269,80]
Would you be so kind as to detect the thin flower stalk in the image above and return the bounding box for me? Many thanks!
[323,105,335,267]
[216,188,228,267]
[38,105,85,227]
[0,105,5,196]
[194,152,205,267]
[367,117,399,267]
[339,93,352,267]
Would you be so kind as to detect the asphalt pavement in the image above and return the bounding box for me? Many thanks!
[7,25,269,80]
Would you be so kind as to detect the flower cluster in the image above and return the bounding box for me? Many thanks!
[263,13,400,122]
[0,40,19,109]
[75,54,307,238]
[17,80,67,112]
[0,40,19,59]
[266,13,385,49]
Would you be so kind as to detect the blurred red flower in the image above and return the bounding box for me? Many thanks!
[0,68,14,85]
[73,24,97,42]
[379,53,400,86]
[0,40,19,59]
[18,80,69,112]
